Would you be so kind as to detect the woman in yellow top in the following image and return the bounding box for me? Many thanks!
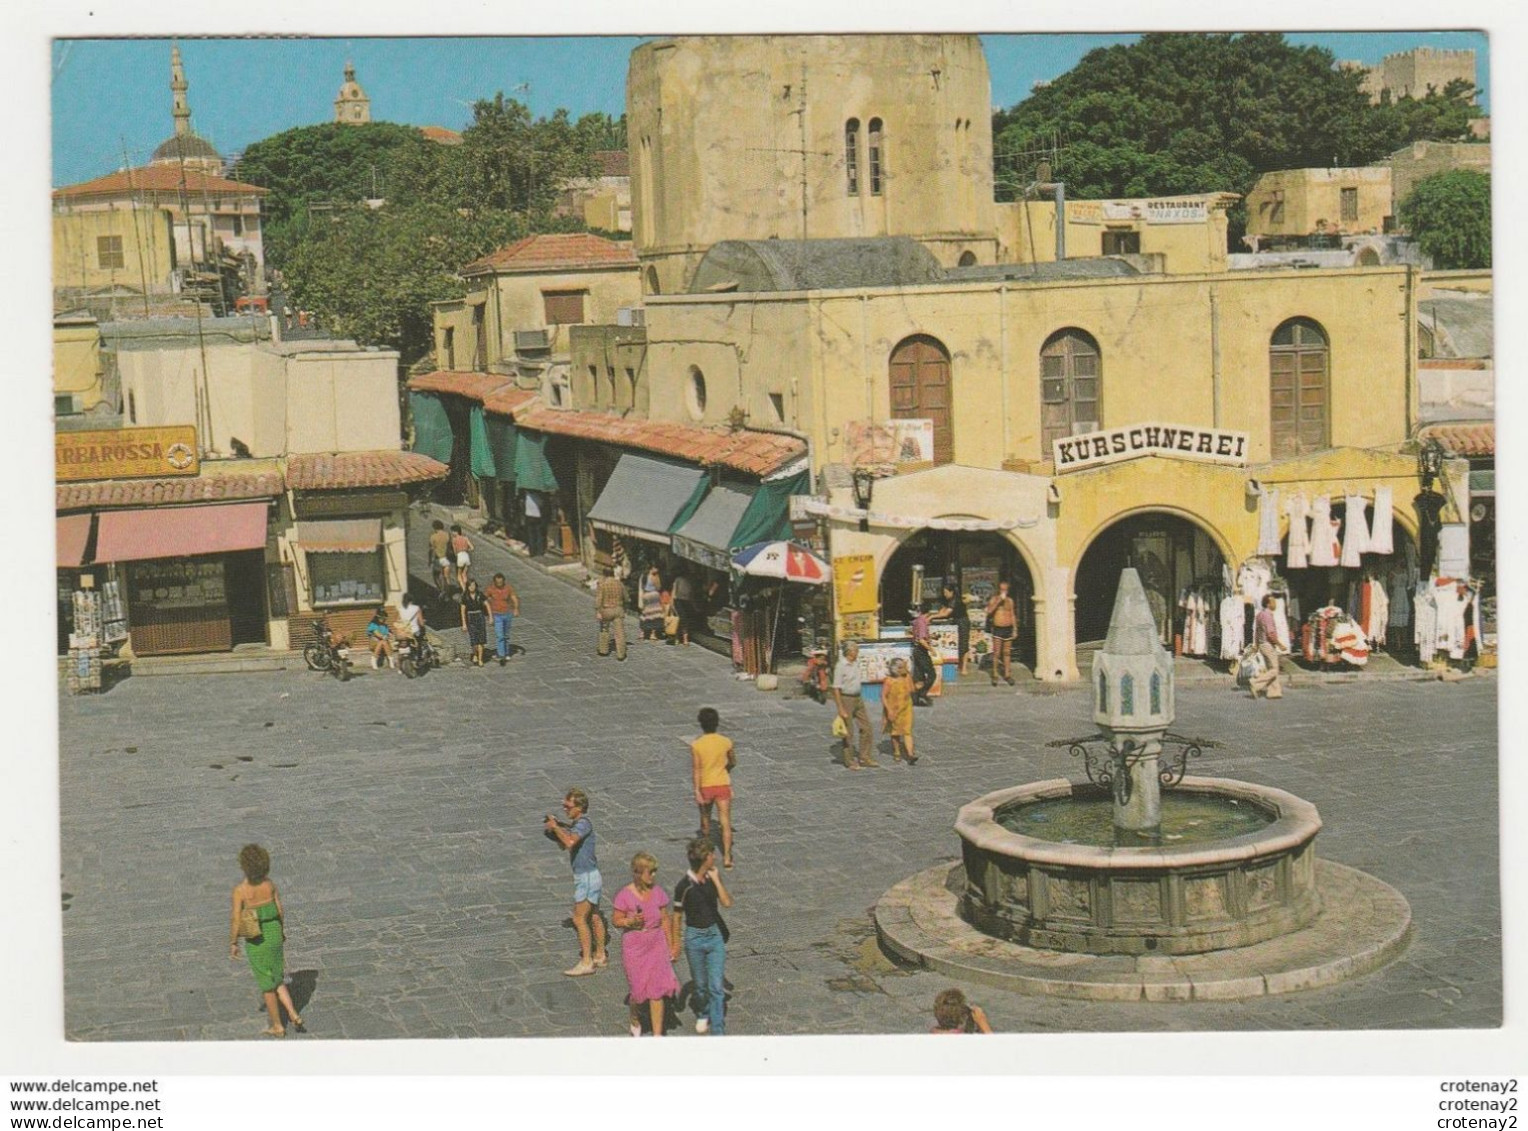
[881,656,917,764]
[690,707,736,869]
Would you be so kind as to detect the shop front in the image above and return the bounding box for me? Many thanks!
[586,450,709,585]
[93,500,274,655]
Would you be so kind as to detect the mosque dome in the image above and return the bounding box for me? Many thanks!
[151,132,222,166]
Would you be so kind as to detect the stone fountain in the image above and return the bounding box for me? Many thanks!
[874,569,1412,999]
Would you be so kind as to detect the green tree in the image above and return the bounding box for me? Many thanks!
[1398,169,1491,269]
[280,203,528,363]
[451,95,598,215]
[231,122,436,226]
[991,33,1484,247]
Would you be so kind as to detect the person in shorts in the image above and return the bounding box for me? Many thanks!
[449,524,474,592]
[689,707,736,869]
[543,788,608,976]
[428,520,452,594]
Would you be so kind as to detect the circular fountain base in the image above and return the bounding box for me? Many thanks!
[957,777,1324,956]
[873,857,1412,1001]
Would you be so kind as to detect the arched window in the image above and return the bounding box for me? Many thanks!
[957,250,977,267]
[889,335,953,464]
[868,118,884,196]
[844,119,860,195]
[1098,670,1109,713]
[1120,673,1135,716]
[1040,329,1101,453]
[645,265,660,296]
[1150,672,1162,715]
[1269,318,1330,458]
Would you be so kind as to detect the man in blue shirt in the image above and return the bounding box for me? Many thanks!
[544,787,608,975]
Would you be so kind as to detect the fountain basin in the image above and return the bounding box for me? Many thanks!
[956,776,1323,956]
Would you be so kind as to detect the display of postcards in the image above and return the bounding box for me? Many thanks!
[928,623,962,662]
[341,580,359,596]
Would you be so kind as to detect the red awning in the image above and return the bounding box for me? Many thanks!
[95,502,269,563]
[57,513,93,567]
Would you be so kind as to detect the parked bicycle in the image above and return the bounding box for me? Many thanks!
[302,618,352,681]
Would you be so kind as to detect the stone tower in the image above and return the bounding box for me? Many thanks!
[335,63,372,125]
[150,44,223,174]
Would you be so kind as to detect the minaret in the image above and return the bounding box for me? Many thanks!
[170,44,192,139]
[335,62,372,125]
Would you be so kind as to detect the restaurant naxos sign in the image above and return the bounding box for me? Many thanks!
[56,425,200,482]
[1053,424,1249,474]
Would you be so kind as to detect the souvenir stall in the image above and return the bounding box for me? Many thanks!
[731,540,830,677]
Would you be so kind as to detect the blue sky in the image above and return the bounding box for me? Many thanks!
[50,31,1490,187]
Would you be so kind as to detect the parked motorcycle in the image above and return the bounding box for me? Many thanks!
[397,631,441,679]
[302,618,352,681]
[800,643,831,703]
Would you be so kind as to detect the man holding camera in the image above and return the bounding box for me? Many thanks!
[544,788,608,976]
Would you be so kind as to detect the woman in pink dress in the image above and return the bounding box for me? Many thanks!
[612,852,681,1036]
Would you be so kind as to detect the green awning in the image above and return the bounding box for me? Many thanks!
[484,415,519,483]
[731,470,809,548]
[512,430,560,493]
[1470,469,1495,496]
[468,405,496,478]
[409,392,454,464]
[588,453,709,545]
[672,482,758,571]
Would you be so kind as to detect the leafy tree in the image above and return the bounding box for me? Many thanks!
[450,95,598,215]
[574,111,628,153]
[991,33,1485,247]
[232,123,436,226]
[280,203,528,362]
[1398,170,1491,269]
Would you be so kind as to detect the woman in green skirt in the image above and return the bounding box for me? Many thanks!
[229,844,302,1037]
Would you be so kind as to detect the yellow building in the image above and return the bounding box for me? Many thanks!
[431,233,642,407]
[996,194,1237,274]
[628,34,999,296]
[53,315,107,414]
[1244,167,1394,243]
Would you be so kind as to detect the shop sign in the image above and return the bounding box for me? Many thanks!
[673,536,732,573]
[838,611,878,640]
[1053,423,1249,473]
[56,425,199,482]
[1103,199,1208,224]
[294,491,408,518]
[833,553,878,615]
[846,419,934,466]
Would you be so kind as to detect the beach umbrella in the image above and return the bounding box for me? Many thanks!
[731,541,830,673]
[730,540,830,584]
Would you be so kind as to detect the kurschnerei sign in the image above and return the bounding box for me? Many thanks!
[1052,424,1250,473]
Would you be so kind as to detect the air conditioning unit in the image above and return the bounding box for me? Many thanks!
[616,307,634,327]
[514,329,551,355]
[627,308,646,328]
[54,393,82,417]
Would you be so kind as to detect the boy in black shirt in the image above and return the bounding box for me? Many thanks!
[673,837,732,1034]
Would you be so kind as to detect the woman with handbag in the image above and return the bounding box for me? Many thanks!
[229,843,302,1037]
[458,578,491,667]
[985,580,1019,686]
[639,567,665,641]
[612,852,681,1036]
[673,838,733,1035]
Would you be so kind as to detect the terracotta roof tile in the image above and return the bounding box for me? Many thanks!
[56,471,281,511]
[461,233,637,275]
[1419,421,1494,457]
[286,451,449,491]
[406,370,516,403]
[54,165,267,198]
[420,125,464,145]
[515,408,806,477]
[481,387,540,417]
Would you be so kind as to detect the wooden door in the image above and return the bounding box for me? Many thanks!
[1270,320,1329,458]
[889,336,953,464]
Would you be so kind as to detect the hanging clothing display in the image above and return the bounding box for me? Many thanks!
[1369,486,1394,555]
[1305,605,1370,667]
[1219,594,1246,660]
[1176,584,1223,657]
[1285,493,1311,569]
[1236,559,1274,607]
[1340,494,1371,568]
[1256,488,1283,557]
[1433,580,1471,661]
[1308,495,1340,567]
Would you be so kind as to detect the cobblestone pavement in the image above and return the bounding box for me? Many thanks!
[58,513,1501,1040]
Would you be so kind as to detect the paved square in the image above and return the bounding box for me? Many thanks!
[58,524,1501,1039]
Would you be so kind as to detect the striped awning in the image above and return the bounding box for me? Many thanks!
[297,518,382,553]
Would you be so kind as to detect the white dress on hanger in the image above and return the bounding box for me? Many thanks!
[1285,493,1310,569]
[1308,495,1340,567]
[1219,594,1245,659]
[1340,494,1371,568]
[1257,488,1282,557]
[1368,485,1394,555]
[1272,596,1293,652]
[1367,579,1389,641]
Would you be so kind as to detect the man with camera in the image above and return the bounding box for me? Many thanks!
[544,788,608,976]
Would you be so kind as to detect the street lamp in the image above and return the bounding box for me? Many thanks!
[1418,438,1445,488]
[851,467,875,532]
